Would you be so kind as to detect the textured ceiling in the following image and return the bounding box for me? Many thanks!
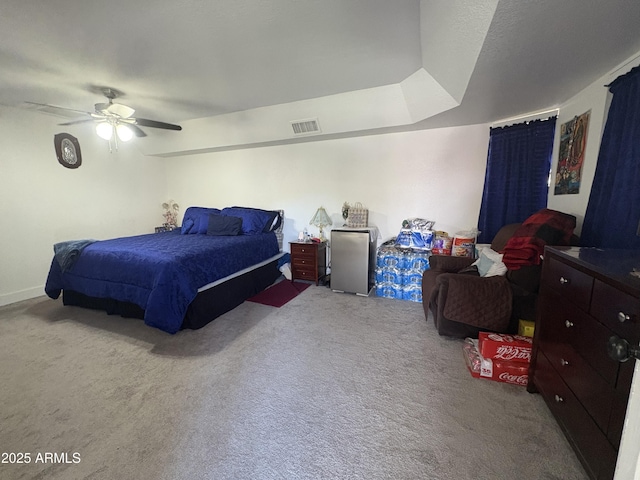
[1,0,640,141]
[0,0,421,122]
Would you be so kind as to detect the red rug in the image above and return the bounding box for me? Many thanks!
[247,280,311,307]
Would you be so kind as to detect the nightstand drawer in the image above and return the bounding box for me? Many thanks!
[292,263,316,273]
[290,244,317,257]
[294,269,317,280]
[292,257,316,267]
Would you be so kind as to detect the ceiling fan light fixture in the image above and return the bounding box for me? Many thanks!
[96,122,113,140]
[116,123,133,142]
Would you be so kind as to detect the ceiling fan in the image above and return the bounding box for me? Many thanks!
[25,87,182,148]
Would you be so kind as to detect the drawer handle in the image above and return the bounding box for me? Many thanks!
[564,320,574,328]
[618,311,631,323]
[560,358,569,367]
[607,335,640,363]
[554,394,564,403]
[301,249,306,253]
[559,276,569,285]
[301,260,306,264]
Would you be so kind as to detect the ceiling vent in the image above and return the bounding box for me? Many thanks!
[290,118,321,136]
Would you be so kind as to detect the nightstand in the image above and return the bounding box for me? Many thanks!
[155,225,176,233]
[289,241,327,285]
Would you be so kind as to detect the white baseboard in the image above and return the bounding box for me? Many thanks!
[0,286,45,307]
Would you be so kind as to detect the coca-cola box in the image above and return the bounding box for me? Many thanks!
[463,338,529,386]
[477,332,532,363]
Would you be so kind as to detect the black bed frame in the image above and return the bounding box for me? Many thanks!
[62,257,282,330]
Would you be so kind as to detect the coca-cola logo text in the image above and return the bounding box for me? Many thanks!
[498,372,528,385]
[485,333,532,345]
[494,345,531,361]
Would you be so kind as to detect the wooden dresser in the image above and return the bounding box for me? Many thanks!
[289,241,327,285]
[528,247,640,480]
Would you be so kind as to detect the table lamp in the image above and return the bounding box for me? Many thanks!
[310,206,332,241]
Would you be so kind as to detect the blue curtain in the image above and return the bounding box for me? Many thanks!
[477,117,557,243]
[581,66,640,249]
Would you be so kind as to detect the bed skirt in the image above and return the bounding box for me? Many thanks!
[62,257,282,331]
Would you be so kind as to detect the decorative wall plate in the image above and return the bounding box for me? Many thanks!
[54,133,82,169]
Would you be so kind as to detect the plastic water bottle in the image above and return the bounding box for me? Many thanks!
[404,270,423,286]
[402,284,423,303]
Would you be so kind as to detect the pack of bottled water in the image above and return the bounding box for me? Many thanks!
[395,218,435,251]
[375,242,430,302]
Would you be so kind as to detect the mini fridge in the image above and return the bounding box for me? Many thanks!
[330,228,377,295]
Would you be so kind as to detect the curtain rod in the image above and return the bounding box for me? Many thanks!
[490,108,559,128]
[608,52,640,78]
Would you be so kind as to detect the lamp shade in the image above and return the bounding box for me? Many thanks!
[310,207,332,234]
[116,123,134,142]
[96,122,113,140]
[310,206,332,240]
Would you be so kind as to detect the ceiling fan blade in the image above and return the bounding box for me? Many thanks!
[58,118,95,126]
[128,124,147,138]
[22,101,92,119]
[94,102,111,114]
[107,103,135,118]
[134,118,182,131]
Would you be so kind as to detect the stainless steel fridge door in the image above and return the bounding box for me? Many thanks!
[331,230,371,295]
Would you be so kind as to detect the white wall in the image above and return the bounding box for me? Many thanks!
[163,124,490,249]
[546,73,608,235]
[0,107,168,306]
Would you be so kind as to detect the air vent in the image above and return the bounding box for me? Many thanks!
[290,118,321,136]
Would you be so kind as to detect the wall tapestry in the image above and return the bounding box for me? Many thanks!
[554,110,590,195]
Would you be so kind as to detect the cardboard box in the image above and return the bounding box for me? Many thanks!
[463,338,529,386]
[477,332,532,363]
[518,319,535,338]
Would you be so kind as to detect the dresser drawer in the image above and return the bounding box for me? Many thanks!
[545,257,594,311]
[591,279,640,341]
[534,352,617,480]
[541,341,613,432]
[540,294,618,383]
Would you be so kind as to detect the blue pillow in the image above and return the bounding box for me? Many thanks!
[230,206,281,232]
[181,207,221,234]
[221,207,274,235]
[207,214,242,236]
[180,218,195,235]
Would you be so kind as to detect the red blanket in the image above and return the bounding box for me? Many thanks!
[501,209,576,270]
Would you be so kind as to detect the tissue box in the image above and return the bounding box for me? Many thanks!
[477,332,532,363]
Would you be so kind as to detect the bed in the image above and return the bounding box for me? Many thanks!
[45,206,285,334]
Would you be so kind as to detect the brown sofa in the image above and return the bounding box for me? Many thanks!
[422,222,577,338]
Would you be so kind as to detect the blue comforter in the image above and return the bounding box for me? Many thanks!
[45,230,280,333]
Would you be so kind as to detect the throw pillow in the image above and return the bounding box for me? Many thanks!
[472,248,507,277]
[180,218,195,235]
[206,214,242,236]
[221,207,272,235]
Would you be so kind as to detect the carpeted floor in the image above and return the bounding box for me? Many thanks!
[0,286,588,480]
